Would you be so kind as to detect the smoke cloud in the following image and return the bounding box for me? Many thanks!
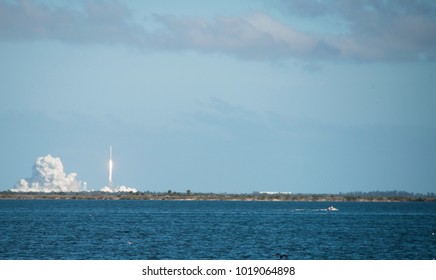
[10,154,83,192]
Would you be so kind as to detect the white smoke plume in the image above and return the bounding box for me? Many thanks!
[10,155,83,192]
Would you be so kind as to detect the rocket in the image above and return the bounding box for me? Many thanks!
[109,146,113,189]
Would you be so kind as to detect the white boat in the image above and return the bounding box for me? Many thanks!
[327,206,338,211]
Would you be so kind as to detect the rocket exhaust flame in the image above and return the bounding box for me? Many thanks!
[109,146,113,190]
[100,146,138,193]
[100,146,137,193]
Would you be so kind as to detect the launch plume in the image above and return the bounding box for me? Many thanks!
[99,146,137,193]
[108,146,113,190]
[10,155,83,192]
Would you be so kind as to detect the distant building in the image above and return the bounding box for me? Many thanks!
[254,191,292,195]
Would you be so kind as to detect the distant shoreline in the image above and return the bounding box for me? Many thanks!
[0,192,435,202]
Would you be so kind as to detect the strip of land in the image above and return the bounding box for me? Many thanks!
[0,191,434,202]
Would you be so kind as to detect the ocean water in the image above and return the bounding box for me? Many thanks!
[0,200,435,260]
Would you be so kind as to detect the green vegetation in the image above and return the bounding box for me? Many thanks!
[0,190,435,202]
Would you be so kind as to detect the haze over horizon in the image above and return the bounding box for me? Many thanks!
[1,0,435,194]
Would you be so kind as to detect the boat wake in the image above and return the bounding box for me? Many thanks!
[292,206,339,213]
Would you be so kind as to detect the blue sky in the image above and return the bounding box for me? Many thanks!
[1,0,435,194]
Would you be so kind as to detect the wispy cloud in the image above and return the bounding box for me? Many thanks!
[277,0,436,61]
[0,0,145,45]
[1,0,435,62]
[149,13,337,60]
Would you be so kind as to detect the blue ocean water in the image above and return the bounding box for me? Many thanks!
[0,200,435,260]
